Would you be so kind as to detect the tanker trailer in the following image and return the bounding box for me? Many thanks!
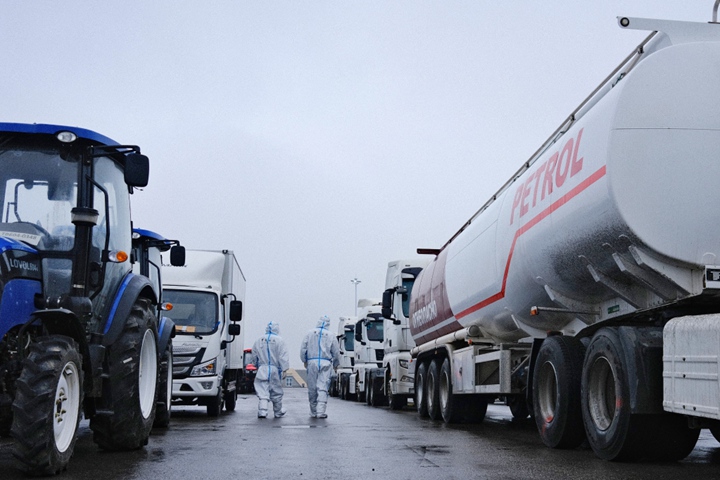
[409,9,720,462]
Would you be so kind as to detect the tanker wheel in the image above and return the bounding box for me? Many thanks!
[426,359,442,421]
[153,343,173,428]
[462,395,489,423]
[0,405,12,437]
[711,424,720,443]
[508,395,530,421]
[91,298,158,450]
[415,362,429,418]
[533,335,586,449]
[11,336,83,476]
[439,357,463,423]
[581,328,641,460]
[387,369,406,410]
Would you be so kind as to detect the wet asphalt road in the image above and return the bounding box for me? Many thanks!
[2,388,720,479]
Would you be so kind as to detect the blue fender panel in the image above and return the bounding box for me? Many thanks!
[102,273,156,347]
[158,316,175,353]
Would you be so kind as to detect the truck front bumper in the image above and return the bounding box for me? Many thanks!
[173,376,220,398]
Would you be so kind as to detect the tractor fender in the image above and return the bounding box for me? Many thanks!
[101,273,157,347]
[157,316,176,354]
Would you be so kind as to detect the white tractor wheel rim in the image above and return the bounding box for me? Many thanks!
[54,361,81,453]
[139,330,158,419]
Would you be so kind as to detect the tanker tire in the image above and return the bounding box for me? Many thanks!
[91,298,158,450]
[0,406,12,437]
[439,357,463,424]
[581,328,641,461]
[533,335,586,449]
[711,424,720,444]
[416,362,429,418]
[462,395,489,423]
[387,370,406,410]
[426,359,442,421]
[509,396,530,421]
[11,336,83,476]
[153,344,172,428]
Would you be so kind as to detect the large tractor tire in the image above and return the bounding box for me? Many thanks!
[153,343,173,428]
[11,336,83,476]
[91,298,158,450]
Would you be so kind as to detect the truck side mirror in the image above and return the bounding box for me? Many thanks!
[381,289,393,319]
[124,154,149,187]
[228,323,241,336]
[230,300,243,322]
[170,245,185,266]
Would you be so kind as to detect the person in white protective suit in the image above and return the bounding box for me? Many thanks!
[252,321,290,418]
[300,315,340,418]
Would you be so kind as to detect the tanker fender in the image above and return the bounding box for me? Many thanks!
[607,326,664,414]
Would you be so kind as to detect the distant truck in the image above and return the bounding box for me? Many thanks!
[332,316,356,399]
[131,228,185,427]
[408,9,720,462]
[348,300,384,404]
[162,249,245,417]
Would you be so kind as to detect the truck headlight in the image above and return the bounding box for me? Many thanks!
[399,359,409,369]
[190,358,217,377]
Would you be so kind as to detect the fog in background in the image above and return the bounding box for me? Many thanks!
[1,1,711,366]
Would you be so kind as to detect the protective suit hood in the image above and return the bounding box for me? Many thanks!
[266,322,280,335]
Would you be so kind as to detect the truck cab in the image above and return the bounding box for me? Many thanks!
[333,316,356,399]
[161,250,245,417]
[380,259,427,409]
[349,300,384,404]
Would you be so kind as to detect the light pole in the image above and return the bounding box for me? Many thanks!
[351,277,361,315]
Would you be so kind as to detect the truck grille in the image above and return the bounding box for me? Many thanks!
[375,349,384,361]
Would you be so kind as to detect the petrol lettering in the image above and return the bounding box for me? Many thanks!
[509,128,586,225]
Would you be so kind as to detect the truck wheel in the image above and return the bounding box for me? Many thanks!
[508,395,530,421]
[581,328,638,460]
[91,298,158,450]
[366,373,373,405]
[439,358,463,423]
[340,376,347,400]
[462,395,489,423]
[11,336,83,475]
[416,362,429,418]
[356,376,365,403]
[711,424,720,443]
[387,370,406,410]
[207,388,223,417]
[153,343,173,428]
[532,335,586,449]
[0,406,12,437]
[426,359,442,421]
[225,386,237,412]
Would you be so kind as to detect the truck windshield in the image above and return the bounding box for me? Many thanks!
[163,290,219,335]
[366,317,384,342]
[0,148,78,251]
[343,328,355,351]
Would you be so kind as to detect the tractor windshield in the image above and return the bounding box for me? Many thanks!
[0,148,78,251]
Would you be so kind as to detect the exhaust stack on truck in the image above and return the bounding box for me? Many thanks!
[409,9,720,461]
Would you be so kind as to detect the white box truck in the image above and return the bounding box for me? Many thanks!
[333,316,357,400]
[161,249,245,417]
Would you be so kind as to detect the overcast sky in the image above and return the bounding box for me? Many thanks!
[2,1,713,366]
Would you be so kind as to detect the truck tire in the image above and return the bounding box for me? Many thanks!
[462,395,489,423]
[366,372,373,405]
[439,357,463,424]
[581,328,700,461]
[91,298,158,450]
[426,359,442,421]
[11,336,83,475]
[225,384,237,412]
[207,388,223,417]
[581,328,638,460]
[153,344,173,428]
[356,376,365,403]
[532,335,586,449]
[386,369,406,410]
[370,372,385,407]
[416,362,429,418]
[340,376,347,400]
